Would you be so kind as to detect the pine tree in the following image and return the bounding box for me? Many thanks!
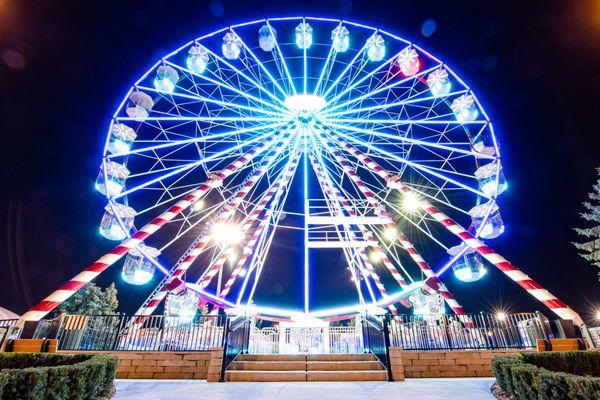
[573,167,600,277]
[57,283,119,315]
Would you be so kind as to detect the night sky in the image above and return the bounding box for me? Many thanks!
[1,1,600,323]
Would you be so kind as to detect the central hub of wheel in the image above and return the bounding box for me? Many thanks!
[284,94,326,124]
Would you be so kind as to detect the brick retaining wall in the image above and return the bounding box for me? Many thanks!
[389,347,531,379]
[63,348,223,380]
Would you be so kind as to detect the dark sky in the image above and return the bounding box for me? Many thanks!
[1,1,600,323]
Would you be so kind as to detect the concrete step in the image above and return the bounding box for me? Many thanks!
[226,370,307,382]
[306,361,384,371]
[306,353,376,362]
[236,354,305,362]
[307,370,388,381]
[229,361,306,371]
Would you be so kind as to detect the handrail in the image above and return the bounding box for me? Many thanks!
[220,317,251,381]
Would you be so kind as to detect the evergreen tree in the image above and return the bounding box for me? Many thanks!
[573,167,600,277]
[57,283,119,315]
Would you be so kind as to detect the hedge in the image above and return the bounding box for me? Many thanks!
[0,353,118,400]
[492,351,600,400]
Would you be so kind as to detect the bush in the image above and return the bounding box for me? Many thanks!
[491,354,524,393]
[492,351,600,400]
[0,353,117,400]
[511,364,544,400]
[523,350,600,377]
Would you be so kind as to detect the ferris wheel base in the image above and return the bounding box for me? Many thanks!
[185,280,423,321]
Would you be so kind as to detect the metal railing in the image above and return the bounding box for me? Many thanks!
[56,314,226,351]
[221,317,251,380]
[0,319,18,346]
[248,326,363,354]
[362,315,392,380]
[589,327,600,348]
[388,313,547,350]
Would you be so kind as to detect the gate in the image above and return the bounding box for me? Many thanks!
[249,325,363,354]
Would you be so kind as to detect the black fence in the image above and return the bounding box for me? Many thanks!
[0,319,18,345]
[55,314,226,351]
[221,316,251,380]
[361,315,392,380]
[388,313,547,350]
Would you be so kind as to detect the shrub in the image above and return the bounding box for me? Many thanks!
[491,354,524,393]
[523,350,600,377]
[493,351,600,400]
[511,364,543,400]
[0,353,118,400]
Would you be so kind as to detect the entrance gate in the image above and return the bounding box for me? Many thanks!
[249,325,363,354]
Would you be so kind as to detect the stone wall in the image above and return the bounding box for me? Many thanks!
[389,348,529,379]
[64,348,223,380]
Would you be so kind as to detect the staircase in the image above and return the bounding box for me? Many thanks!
[225,353,388,382]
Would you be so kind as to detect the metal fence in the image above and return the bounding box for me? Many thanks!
[388,313,546,350]
[56,314,226,351]
[249,325,363,354]
[589,327,600,348]
[0,319,18,345]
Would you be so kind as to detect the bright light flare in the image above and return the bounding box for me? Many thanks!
[369,250,385,264]
[284,94,326,112]
[402,191,421,212]
[383,227,397,241]
[495,310,507,321]
[211,223,244,245]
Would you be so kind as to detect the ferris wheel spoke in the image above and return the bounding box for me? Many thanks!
[113,131,276,200]
[327,89,470,119]
[323,126,488,198]
[320,33,371,99]
[106,121,286,159]
[324,121,495,160]
[162,60,286,114]
[313,24,339,95]
[116,116,288,123]
[136,85,286,118]
[266,20,297,95]
[230,28,290,99]
[325,65,440,114]
[202,45,287,107]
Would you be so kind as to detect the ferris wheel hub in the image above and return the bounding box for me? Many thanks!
[284,94,327,113]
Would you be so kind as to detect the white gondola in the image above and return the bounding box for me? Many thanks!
[397,47,420,76]
[122,244,160,285]
[448,244,486,283]
[258,25,277,52]
[165,290,199,324]
[475,162,507,197]
[99,202,136,241]
[450,94,479,122]
[126,91,154,121]
[153,65,179,93]
[468,202,504,239]
[186,44,209,74]
[295,22,313,49]
[472,131,496,156]
[409,290,445,315]
[107,124,136,154]
[366,34,385,62]
[331,25,350,52]
[95,161,130,196]
[222,32,241,60]
[426,68,452,96]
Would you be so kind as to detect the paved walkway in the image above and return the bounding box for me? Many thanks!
[113,378,495,399]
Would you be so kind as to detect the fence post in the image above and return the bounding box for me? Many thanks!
[220,316,231,382]
[382,315,393,382]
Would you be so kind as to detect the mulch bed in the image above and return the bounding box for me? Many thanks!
[491,382,515,400]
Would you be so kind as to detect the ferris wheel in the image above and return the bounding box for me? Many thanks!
[23,17,582,325]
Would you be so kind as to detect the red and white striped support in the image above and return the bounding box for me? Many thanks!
[21,133,285,322]
[308,154,398,314]
[312,134,463,314]
[135,134,294,317]
[217,152,302,302]
[326,126,583,325]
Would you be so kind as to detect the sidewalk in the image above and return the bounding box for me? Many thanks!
[113,378,495,399]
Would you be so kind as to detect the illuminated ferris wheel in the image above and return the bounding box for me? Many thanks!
[22,17,582,325]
